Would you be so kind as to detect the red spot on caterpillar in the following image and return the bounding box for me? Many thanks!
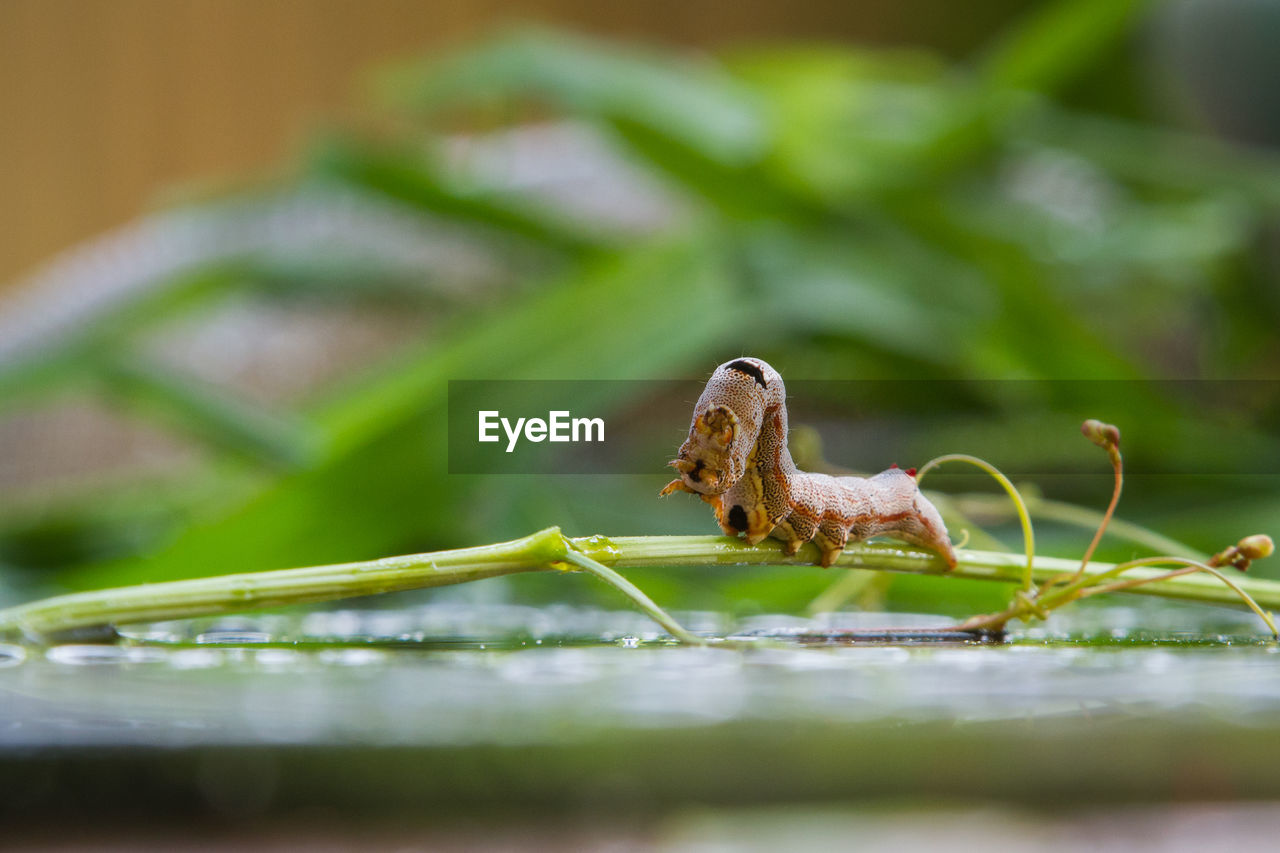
[906,468,917,478]
[889,463,899,469]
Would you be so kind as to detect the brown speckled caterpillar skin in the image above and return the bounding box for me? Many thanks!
[661,357,957,569]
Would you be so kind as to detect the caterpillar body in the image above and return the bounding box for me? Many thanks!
[661,357,957,569]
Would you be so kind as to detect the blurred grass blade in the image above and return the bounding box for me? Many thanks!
[980,0,1150,92]
[376,27,769,168]
[0,477,231,572]
[98,355,321,468]
[738,226,993,370]
[310,136,610,256]
[1028,107,1280,206]
[726,47,1003,203]
[0,265,248,412]
[605,116,807,219]
[373,28,802,217]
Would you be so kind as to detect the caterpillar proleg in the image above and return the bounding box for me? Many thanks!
[660,357,958,569]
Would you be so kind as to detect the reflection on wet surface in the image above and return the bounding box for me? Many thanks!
[1,601,1276,748]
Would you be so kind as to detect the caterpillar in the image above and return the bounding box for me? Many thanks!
[660,357,958,569]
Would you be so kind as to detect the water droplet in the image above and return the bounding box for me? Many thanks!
[618,636,640,648]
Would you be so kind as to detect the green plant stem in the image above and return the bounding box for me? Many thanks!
[1066,445,1123,585]
[560,549,705,645]
[956,555,1279,639]
[3,528,1279,643]
[916,453,1036,591]
[0,527,568,642]
[1041,557,1278,637]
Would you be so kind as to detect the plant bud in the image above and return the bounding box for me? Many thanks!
[1081,419,1120,450]
[1209,535,1274,572]
[1239,534,1275,561]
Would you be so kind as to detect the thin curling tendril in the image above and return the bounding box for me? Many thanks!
[915,454,1036,593]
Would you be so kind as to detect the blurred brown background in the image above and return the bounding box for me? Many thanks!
[0,0,1040,290]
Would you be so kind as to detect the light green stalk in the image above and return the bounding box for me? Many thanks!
[3,528,1280,644]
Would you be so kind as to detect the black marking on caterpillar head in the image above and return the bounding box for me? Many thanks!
[726,359,767,388]
[727,504,748,532]
[688,459,705,483]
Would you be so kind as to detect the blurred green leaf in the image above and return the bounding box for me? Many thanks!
[377,27,770,168]
[96,355,322,469]
[980,0,1151,93]
[0,265,246,413]
[374,28,812,219]
[1026,108,1280,206]
[310,136,611,256]
[728,46,1000,203]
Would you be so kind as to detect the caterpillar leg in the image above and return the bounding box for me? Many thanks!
[845,515,958,570]
[814,520,850,569]
[659,478,697,497]
[770,511,819,557]
[743,525,774,546]
[891,491,958,570]
[894,527,959,570]
[770,519,805,556]
[913,497,959,570]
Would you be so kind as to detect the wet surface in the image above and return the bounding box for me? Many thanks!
[2,602,1276,749]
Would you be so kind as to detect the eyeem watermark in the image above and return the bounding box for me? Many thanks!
[447,378,1278,476]
[448,380,671,474]
[478,410,605,453]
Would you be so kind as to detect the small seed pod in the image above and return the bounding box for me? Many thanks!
[1081,419,1121,451]
[1239,535,1275,561]
[1209,534,1276,572]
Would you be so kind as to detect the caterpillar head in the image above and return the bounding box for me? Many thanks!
[661,358,775,499]
[668,404,744,495]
